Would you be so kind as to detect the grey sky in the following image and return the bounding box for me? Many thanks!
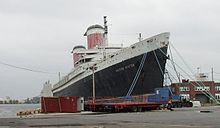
[0,0,220,99]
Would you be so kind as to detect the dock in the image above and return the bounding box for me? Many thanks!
[1,106,220,128]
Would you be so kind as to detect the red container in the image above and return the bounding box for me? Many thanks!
[59,96,78,113]
[41,97,60,113]
[41,96,79,113]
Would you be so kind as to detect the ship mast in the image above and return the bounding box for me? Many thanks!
[103,16,108,46]
[103,16,108,59]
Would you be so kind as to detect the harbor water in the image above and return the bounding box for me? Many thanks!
[0,104,40,118]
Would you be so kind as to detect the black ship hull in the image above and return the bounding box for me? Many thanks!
[53,47,168,98]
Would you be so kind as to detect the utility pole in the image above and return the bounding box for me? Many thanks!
[211,67,214,81]
[90,65,97,104]
[58,72,61,81]
[178,73,181,83]
[138,33,142,42]
[92,66,95,104]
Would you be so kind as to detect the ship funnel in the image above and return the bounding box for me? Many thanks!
[84,24,105,49]
[72,45,86,67]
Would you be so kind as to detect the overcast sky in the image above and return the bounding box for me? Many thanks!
[0,0,220,99]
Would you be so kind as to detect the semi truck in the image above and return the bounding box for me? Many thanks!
[154,87,193,108]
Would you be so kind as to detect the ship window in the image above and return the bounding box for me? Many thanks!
[161,42,166,45]
[131,46,135,49]
[84,58,92,62]
[87,53,97,55]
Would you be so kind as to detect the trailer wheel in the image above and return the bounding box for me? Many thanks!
[186,102,193,107]
[137,107,142,112]
[110,107,116,113]
[132,106,138,112]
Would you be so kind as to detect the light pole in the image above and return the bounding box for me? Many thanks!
[90,65,97,104]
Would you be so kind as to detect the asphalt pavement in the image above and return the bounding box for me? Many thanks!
[0,106,220,128]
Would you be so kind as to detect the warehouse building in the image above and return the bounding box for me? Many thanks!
[171,79,220,104]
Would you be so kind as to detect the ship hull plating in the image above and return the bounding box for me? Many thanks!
[53,47,168,98]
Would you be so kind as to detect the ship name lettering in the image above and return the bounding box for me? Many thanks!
[115,67,124,72]
[115,63,135,72]
[125,63,135,69]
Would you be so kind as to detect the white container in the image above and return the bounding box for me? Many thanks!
[77,97,84,111]
[192,101,201,107]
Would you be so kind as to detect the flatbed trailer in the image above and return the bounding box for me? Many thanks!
[84,96,168,112]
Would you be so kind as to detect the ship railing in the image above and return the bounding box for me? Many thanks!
[98,43,123,48]
[68,66,84,79]
[53,65,88,89]
[53,75,69,88]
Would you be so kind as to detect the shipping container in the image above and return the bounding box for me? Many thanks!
[59,96,77,113]
[41,96,82,113]
[41,97,60,113]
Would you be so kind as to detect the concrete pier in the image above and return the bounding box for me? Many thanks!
[1,106,220,128]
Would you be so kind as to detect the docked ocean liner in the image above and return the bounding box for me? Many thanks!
[52,16,170,98]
